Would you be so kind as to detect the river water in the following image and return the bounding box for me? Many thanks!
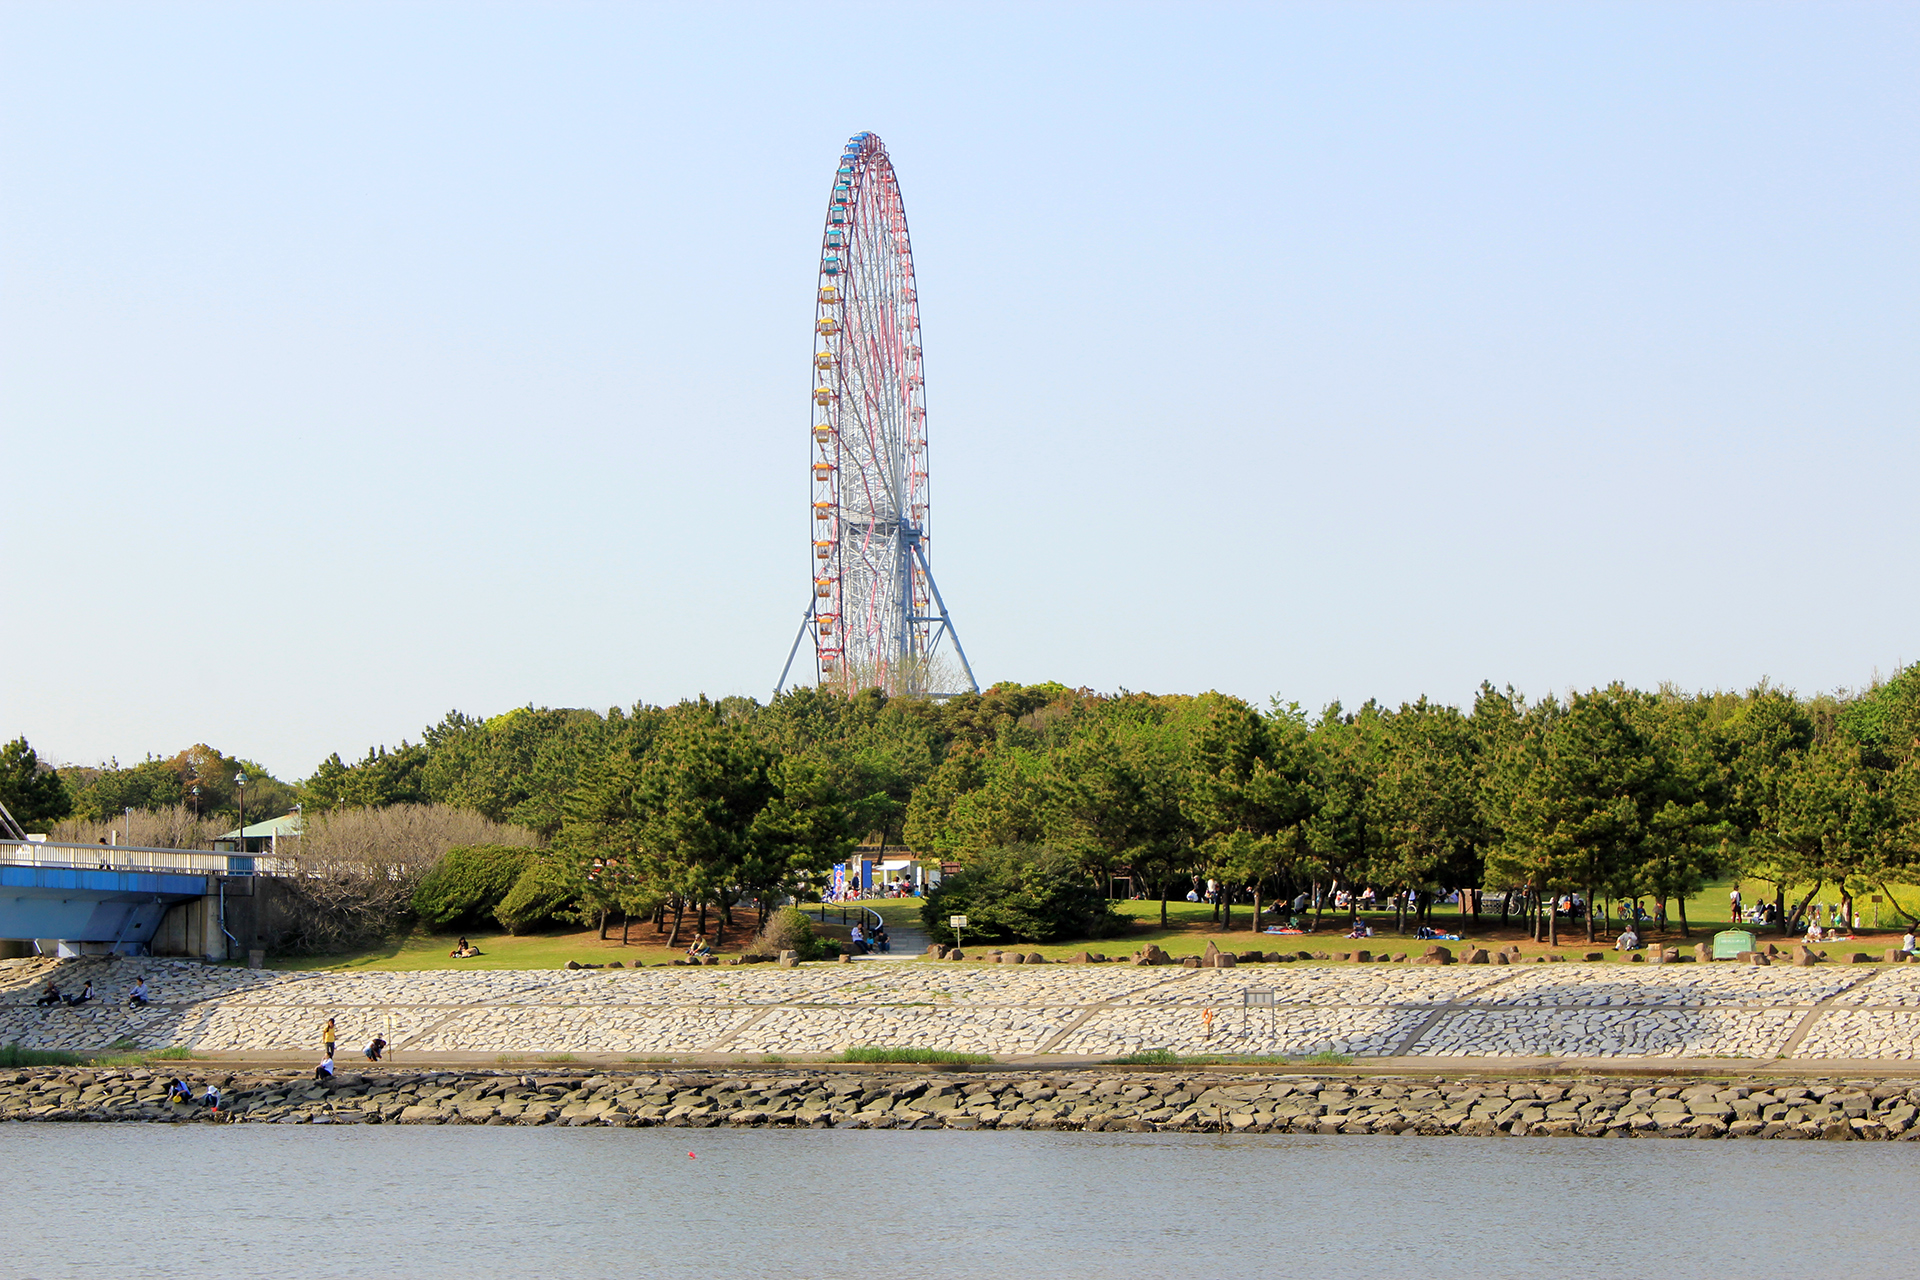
[3,1125,1912,1278]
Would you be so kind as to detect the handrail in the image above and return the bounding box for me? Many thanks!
[0,839,248,876]
[809,902,886,934]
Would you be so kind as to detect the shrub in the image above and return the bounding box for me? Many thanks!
[494,858,576,935]
[744,906,824,959]
[411,845,536,928]
[922,844,1127,945]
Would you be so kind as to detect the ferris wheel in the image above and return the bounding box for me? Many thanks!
[777,133,979,699]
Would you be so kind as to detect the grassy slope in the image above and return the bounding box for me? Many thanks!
[270,923,747,972]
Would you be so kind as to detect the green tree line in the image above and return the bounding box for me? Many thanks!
[8,664,1916,945]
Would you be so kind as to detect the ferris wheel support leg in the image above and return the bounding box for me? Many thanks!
[910,540,980,695]
[774,600,818,698]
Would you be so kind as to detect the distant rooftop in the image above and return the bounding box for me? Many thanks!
[214,812,304,841]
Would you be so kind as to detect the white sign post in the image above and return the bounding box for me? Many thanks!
[950,914,968,952]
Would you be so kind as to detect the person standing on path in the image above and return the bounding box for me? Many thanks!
[322,1016,337,1058]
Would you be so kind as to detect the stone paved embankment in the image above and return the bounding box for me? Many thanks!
[8,1066,1920,1140]
[6,953,1920,1062]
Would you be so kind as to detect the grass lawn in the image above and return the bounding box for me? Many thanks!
[263,880,1918,973]
[269,921,752,972]
[936,893,1913,965]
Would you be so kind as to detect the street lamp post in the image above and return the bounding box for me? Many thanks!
[235,772,248,853]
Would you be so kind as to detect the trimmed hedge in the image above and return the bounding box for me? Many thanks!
[410,845,537,929]
[493,859,575,935]
[921,844,1128,945]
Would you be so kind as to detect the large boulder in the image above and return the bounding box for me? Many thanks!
[777,950,800,969]
[1423,945,1453,965]
[1464,948,1489,965]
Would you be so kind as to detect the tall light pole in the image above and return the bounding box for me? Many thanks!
[234,771,248,853]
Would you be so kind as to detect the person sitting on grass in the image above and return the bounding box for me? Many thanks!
[449,936,481,959]
[1615,928,1640,951]
[685,935,714,961]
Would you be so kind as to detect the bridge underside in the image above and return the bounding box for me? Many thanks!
[0,866,209,950]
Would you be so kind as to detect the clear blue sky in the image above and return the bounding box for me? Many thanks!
[4,3,1915,780]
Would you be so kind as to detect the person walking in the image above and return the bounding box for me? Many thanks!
[322,1016,337,1059]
